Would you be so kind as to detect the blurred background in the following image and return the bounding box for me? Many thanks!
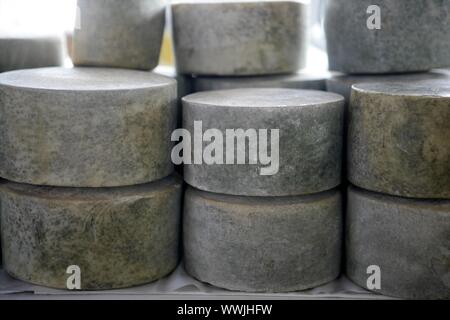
[0,0,328,70]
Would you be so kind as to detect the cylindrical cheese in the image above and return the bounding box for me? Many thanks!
[171,1,308,76]
[73,0,166,70]
[346,186,450,299]
[0,175,182,290]
[348,81,450,199]
[184,187,342,292]
[0,33,63,73]
[182,88,344,196]
[0,67,177,187]
[325,0,450,74]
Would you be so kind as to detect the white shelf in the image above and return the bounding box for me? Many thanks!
[0,265,391,300]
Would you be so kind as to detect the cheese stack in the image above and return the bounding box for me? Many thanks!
[181,88,345,292]
[324,0,450,299]
[346,81,450,299]
[0,0,183,290]
[325,0,450,179]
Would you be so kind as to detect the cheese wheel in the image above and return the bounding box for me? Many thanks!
[0,175,182,290]
[325,0,450,74]
[73,0,166,70]
[171,1,308,76]
[346,186,450,299]
[184,187,342,292]
[0,67,177,187]
[182,88,344,196]
[348,81,450,199]
[0,34,63,73]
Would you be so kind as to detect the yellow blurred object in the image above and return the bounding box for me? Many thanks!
[159,30,174,66]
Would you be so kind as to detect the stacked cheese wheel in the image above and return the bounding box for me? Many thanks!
[169,1,347,292]
[325,0,450,299]
[181,88,345,292]
[345,81,450,299]
[0,0,448,299]
[0,0,181,290]
[171,1,329,93]
[325,0,450,74]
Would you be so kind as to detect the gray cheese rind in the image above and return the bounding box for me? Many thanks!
[346,186,450,299]
[183,187,343,292]
[326,71,450,105]
[348,81,450,199]
[73,0,166,70]
[191,71,329,92]
[172,1,308,76]
[183,88,344,196]
[325,0,450,74]
[0,67,177,187]
[0,35,63,73]
[0,175,182,290]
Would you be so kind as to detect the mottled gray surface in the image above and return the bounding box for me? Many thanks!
[0,34,63,72]
[348,81,450,199]
[325,0,450,74]
[0,67,177,187]
[0,175,182,290]
[73,0,166,70]
[183,88,344,196]
[325,72,450,183]
[184,187,342,293]
[326,71,450,104]
[191,71,330,92]
[172,1,308,76]
[346,186,450,300]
